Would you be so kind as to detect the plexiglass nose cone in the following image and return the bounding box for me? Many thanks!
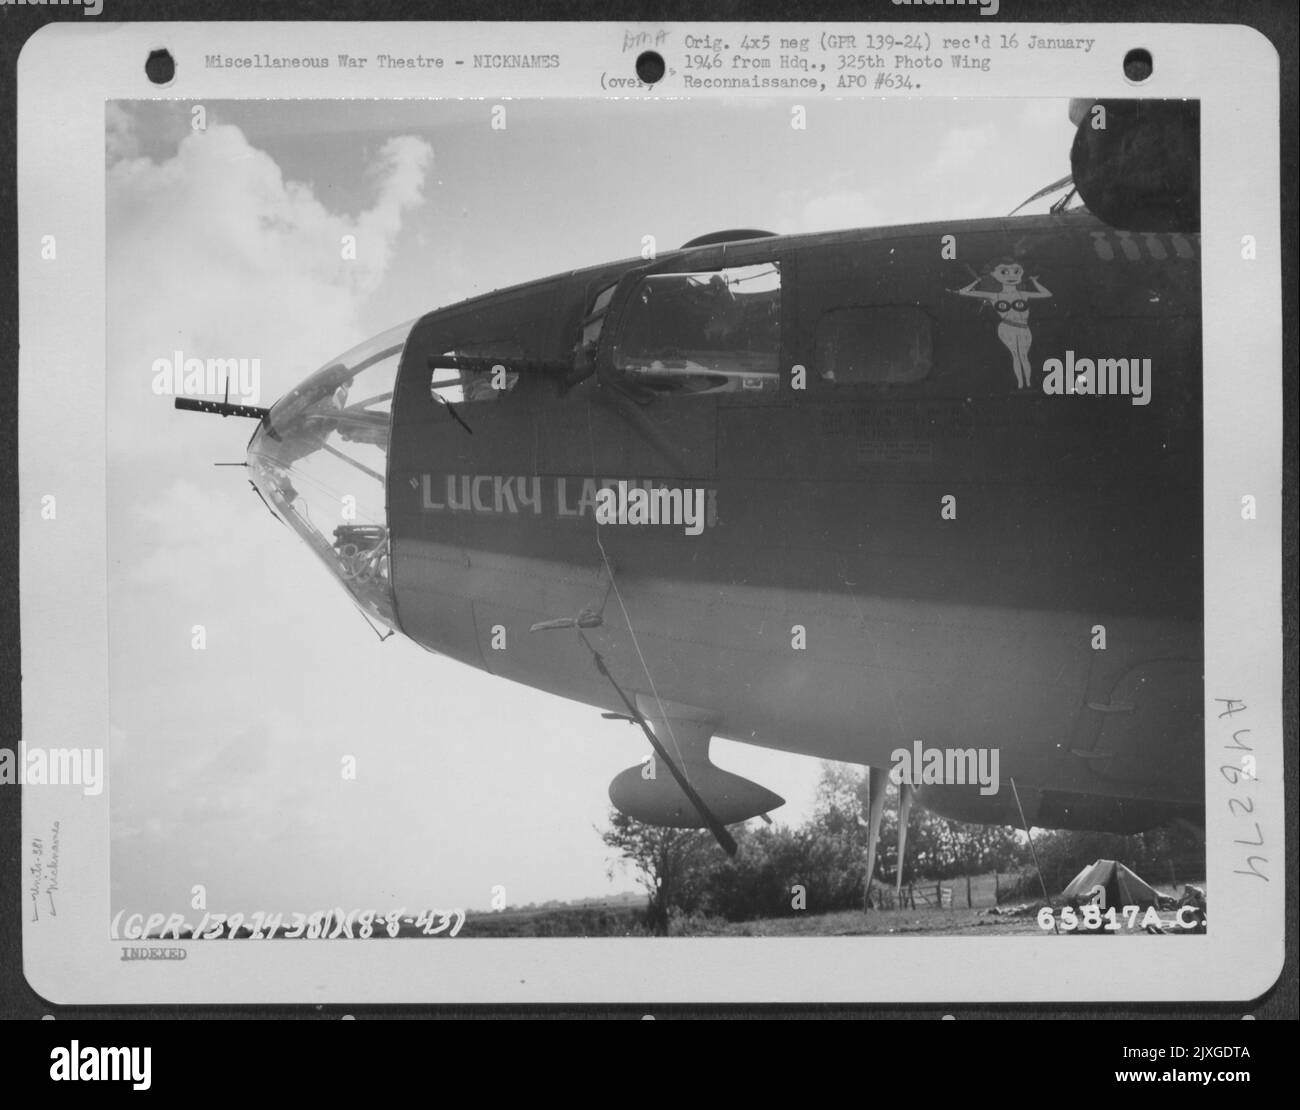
[247,321,412,631]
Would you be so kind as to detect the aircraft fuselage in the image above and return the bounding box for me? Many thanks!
[372,213,1202,832]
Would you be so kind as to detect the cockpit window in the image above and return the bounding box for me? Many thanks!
[561,282,619,386]
[814,306,933,385]
[612,263,781,395]
[430,342,522,404]
[582,283,618,349]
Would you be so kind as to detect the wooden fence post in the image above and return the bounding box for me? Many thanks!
[967,874,973,908]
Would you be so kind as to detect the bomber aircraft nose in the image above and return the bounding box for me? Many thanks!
[245,321,413,632]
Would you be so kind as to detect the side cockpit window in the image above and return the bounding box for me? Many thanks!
[564,282,619,385]
[814,306,933,386]
[612,262,780,395]
[430,342,522,404]
[582,284,618,350]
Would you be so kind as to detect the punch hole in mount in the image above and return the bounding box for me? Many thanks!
[1123,48,1153,83]
[635,51,666,85]
[145,49,176,87]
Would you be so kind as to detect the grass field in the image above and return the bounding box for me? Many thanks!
[671,906,1049,937]
[690,907,1204,938]
[451,873,1206,938]
[160,874,1205,940]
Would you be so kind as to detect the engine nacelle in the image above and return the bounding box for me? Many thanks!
[1068,98,1199,232]
[609,757,784,828]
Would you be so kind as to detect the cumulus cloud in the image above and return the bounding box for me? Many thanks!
[126,478,260,591]
[928,123,999,176]
[104,114,437,906]
[797,190,884,233]
[105,102,140,163]
[106,115,432,456]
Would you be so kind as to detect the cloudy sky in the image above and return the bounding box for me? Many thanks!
[106,98,1075,918]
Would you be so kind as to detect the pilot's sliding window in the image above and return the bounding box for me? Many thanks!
[430,343,522,404]
[614,263,781,395]
[814,306,933,385]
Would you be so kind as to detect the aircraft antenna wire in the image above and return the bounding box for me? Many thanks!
[592,518,694,785]
[1007,172,1074,217]
[578,627,737,857]
[583,403,694,788]
[1010,777,1059,934]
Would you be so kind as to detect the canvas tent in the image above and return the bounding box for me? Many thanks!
[1060,859,1162,911]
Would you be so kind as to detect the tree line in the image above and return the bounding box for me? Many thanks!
[601,762,1203,934]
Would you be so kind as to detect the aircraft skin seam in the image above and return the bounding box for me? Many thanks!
[408,556,1176,627]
